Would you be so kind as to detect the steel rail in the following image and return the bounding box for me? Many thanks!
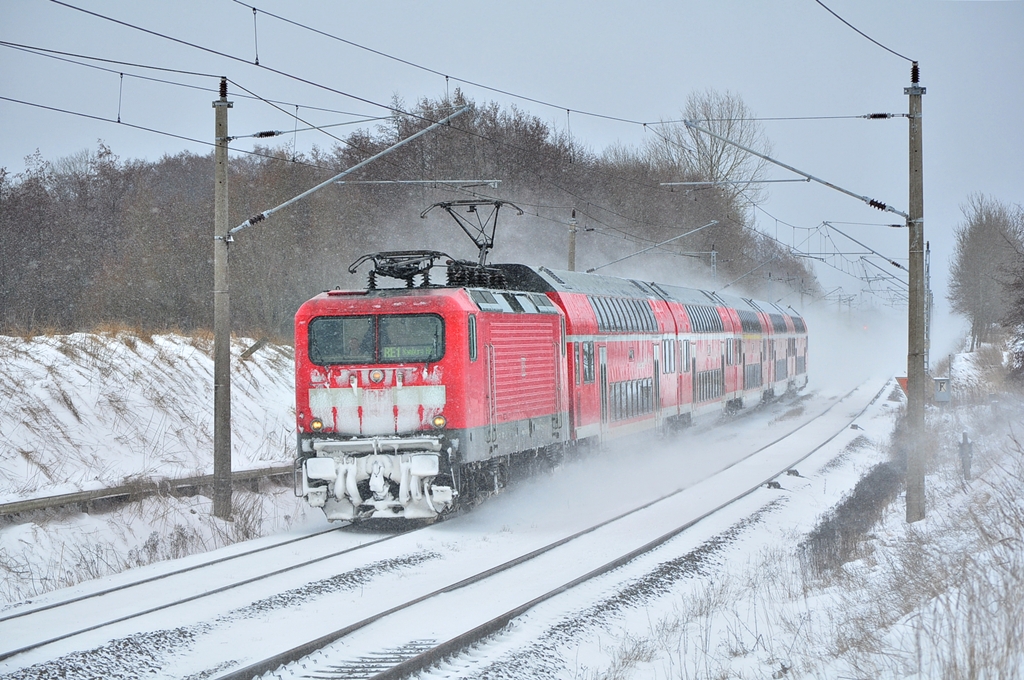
[0,524,343,624]
[216,382,884,680]
[0,528,420,663]
[371,381,889,680]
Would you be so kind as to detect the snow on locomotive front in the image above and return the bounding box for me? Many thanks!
[294,287,468,520]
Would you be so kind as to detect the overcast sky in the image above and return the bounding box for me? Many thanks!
[2,0,1022,336]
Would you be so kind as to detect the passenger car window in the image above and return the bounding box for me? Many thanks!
[582,341,596,383]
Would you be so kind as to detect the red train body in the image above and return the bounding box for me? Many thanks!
[295,260,807,521]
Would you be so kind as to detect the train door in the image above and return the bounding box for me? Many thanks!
[552,341,563,433]
[569,342,578,435]
[599,345,609,429]
[652,342,661,424]
[680,339,691,411]
[485,344,497,446]
[692,356,698,405]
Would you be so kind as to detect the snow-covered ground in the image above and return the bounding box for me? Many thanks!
[2,324,1021,679]
[444,373,1020,678]
[0,332,295,501]
[0,370,884,678]
[0,332,314,604]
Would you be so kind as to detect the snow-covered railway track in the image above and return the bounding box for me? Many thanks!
[217,380,887,680]
[0,379,887,680]
[0,523,407,663]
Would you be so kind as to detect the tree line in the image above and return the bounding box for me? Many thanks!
[947,194,1024,377]
[0,90,818,340]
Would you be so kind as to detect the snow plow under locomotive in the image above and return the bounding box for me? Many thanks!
[295,248,808,522]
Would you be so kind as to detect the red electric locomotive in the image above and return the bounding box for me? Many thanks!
[295,248,808,522]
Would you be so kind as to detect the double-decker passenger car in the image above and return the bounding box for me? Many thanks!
[295,252,807,521]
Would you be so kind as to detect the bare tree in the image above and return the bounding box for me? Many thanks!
[997,205,1024,379]
[948,194,1024,349]
[643,89,772,206]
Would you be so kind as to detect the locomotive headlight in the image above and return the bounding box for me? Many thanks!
[369,369,385,384]
[309,418,324,432]
[431,414,447,429]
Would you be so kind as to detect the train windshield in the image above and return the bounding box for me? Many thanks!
[308,314,444,365]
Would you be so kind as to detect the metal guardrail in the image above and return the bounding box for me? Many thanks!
[0,465,293,517]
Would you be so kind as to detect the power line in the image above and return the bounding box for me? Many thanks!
[0,39,219,78]
[2,40,428,176]
[643,117,903,297]
[226,78,367,151]
[813,0,915,62]
[0,40,386,119]
[36,0,881,279]
[39,1,526,194]
[0,94,332,169]
[232,1,901,135]
[228,0,647,127]
[48,0,404,116]
[44,0,624,194]
[652,114,902,124]
[42,0,879,253]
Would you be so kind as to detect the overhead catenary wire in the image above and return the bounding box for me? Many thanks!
[7,34,490,194]
[0,94,334,170]
[228,0,646,126]
[225,78,375,151]
[0,41,382,119]
[641,122,905,299]
[4,39,434,182]
[0,38,219,78]
[38,0,887,259]
[39,0,684,229]
[653,113,908,124]
[823,221,906,271]
[48,0,412,117]
[860,256,909,288]
[26,0,895,301]
[227,105,471,236]
[813,0,915,63]
[228,117,383,141]
[682,118,909,219]
[230,0,899,131]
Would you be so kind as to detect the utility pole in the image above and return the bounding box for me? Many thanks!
[213,77,233,520]
[567,209,578,271]
[905,62,926,523]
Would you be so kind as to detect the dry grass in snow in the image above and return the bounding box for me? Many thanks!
[0,331,306,606]
[581,387,1023,679]
[0,331,295,503]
